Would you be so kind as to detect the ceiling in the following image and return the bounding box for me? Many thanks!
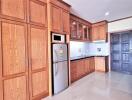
[63,0,132,23]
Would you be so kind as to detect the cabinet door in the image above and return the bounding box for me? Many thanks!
[29,25,48,99]
[29,0,47,26]
[70,61,77,83]
[95,57,106,72]
[1,0,26,22]
[1,20,29,100]
[3,76,28,100]
[78,23,83,39]
[89,57,95,72]
[77,60,84,78]
[99,25,106,40]
[2,20,27,76]
[70,19,77,39]
[62,10,70,34]
[83,26,90,41]
[92,26,99,41]
[84,59,90,74]
[51,4,62,33]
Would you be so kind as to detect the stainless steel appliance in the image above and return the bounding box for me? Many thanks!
[52,33,65,43]
[52,43,69,94]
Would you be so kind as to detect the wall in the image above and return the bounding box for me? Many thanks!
[108,17,132,33]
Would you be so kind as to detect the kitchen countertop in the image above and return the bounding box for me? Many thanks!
[70,55,108,61]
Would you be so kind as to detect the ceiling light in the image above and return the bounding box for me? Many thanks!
[105,12,109,16]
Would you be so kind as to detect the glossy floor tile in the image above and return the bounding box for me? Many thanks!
[42,72,132,100]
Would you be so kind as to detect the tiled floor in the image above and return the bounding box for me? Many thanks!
[43,72,132,100]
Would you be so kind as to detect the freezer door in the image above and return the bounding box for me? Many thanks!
[53,44,68,62]
[53,61,68,94]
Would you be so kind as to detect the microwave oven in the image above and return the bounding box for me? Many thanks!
[52,33,66,43]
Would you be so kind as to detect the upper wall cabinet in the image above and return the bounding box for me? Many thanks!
[29,0,47,27]
[50,4,62,32]
[91,21,108,41]
[62,10,70,34]
[49,0,71,34]
[0,0,27,22]
[70,14,92,41]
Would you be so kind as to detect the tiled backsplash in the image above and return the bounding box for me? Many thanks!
[70,41,109,60]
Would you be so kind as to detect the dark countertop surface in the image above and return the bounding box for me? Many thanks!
[70,55,108,61]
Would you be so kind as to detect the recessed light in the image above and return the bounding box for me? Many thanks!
[105,12,109,16]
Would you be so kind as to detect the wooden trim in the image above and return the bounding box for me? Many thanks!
[70,13,92,25]
[31,67,48,74]
[32,92,49,100]
[27,24,32,100]
[0,0,27,23]
[49,0,70,11]
[109,16,132,23]
[57,0,71,7]
[0,18,3,100]
[92,20,108,27]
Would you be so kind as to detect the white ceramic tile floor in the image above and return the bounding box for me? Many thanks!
[42,72,132,100]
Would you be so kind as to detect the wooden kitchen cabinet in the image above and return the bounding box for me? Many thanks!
[91,21,107,41]
[70,14,92,41]
[29,0,47,27]
[89,57,95,72]
[49,0,70,34]
[70,57,95,83]
[95,57,106,72]
[50,4,62,33]
[70,61,77,83]
[0,0,27,22]
[77,23,83,39]
[62,10,70,34]
[28,25,49,100]
[83,26,90,40]
[0,19,29,100]
[70,19,78,39]
[84,58,90,74]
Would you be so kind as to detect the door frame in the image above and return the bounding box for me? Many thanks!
[108,29,132,72]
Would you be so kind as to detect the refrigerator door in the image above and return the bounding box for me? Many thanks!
[53,44,68,62]
[53,61,68,94]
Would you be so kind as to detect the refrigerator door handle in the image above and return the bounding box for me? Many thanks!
[55,63,57,76]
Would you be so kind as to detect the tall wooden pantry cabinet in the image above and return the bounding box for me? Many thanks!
[0,0,49,100]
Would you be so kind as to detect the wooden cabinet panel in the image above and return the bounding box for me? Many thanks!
[62,10,70,34]
[95,57,106,72]
[30,0,47,26]
[78,23,83,39]
[70,58,95,83]
[84,59,90,74]
[2,21,27,76]
[92,26,99,41]
[70,19,77,39]
[89,57,95,72]
[32,71,48,97]
[91,21,107,41]
[70,14,92,41]
[70,61,77,82]
[1,0,26,21]
[51,4,62,32]
[4,76,27,100]
[29,25,48,99]
[30,26,47,70]
[99,25,106,40]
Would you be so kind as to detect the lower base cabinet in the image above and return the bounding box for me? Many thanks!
[94,57,106,72]
[70,57,95,83]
